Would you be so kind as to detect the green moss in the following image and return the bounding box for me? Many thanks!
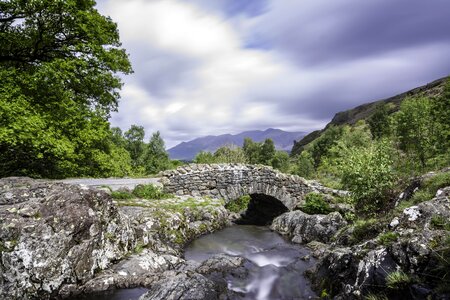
[225,195,251,213]
[133,242,145,254]
[104,232,115,241]
[378,232,399,246]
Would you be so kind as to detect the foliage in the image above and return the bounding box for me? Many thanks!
[111,190,134,200]
[430,215,450,231]
[378,232,399,246]
[213,144,248,163]
[340,140,395,214]
[225,195,251,213]
[300,193,332,215]
[394,97,435,169]
[293,151,315,178]
[310,126,344,168]
[243,137,262,164]
[194,151,216,164]
[368,103,392,139]
[124,125,145,168]
[351,219,379,243]
[411,172,450,204]
[132,184,172,199]
[271,151,290,173]
[144,131,170,174]
[385,271,411,289]
[0,0,132,178]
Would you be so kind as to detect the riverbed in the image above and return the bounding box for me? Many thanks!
[185,225,317,300]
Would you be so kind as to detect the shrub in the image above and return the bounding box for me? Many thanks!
[340,140,395,214]
[300,193,332,215]
[225,195,251,213]
[386,271,411,289]
[132,184,172,199]
[378,232,399,246]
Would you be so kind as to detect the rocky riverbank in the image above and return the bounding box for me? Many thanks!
[1,172,449,300]
[0,177,233,299]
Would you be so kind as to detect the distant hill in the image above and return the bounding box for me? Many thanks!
[168,128,306,161]
[291,76,449,156]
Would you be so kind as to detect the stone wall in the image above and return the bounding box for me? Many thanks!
[160,164,343,210]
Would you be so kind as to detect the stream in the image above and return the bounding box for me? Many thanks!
[185,225,317,300]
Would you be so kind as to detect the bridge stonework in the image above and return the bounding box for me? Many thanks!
[160,164,337,210]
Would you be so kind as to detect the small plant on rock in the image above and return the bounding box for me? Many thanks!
[386,270,411,289]
[300,193,332,215]
[378,231,399,246]
[132,184,172,199]
[225,195,251,213]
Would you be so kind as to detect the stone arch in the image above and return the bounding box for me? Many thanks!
[160,163,345,212]
[236,193,289,225]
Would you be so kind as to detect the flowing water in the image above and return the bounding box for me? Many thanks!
[185,225,317,300]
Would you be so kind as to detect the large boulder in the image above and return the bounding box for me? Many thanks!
[271,210,347,244]
[0,177,135,299]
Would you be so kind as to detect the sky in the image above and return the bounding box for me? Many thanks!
[96,0,450,148]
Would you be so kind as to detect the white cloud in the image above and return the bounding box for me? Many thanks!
[99,0,450,148]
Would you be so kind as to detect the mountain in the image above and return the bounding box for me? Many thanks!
[168,128,306,161]
[291,76,449,156]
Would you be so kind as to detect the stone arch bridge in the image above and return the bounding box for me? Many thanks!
[160,164,343,224]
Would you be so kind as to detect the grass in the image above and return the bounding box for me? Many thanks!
[386,271,411,289]
[431,215,450,231]
[378,232,399,246]
[410,172,450,204]
[111,190,134,199]
[351,218,380,244]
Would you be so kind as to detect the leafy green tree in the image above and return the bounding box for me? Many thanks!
[271,151,290,172]
[194,151,216,164]
[110,127,127,148]
[368,103,392,139]
[214,145,248,163]
[0,0,132,178]
[243,137,261,164]
[394,97,435,169]
[310,126,343,168]
[124,125,145,169]
[293,151,315,178]
[260,138,276,165]
[340,140,395,214]
[144,131,170,174]
[431,79,450,156]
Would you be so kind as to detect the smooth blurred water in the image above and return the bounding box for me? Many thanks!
[185,225,317,300]
[70,288,148,300]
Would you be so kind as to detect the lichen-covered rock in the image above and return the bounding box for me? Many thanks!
[308,186,450,299]
[0,177,135,299]
[271,210,347,244]
[138,254,248,300]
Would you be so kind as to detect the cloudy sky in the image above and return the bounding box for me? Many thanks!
[96,0,450,148]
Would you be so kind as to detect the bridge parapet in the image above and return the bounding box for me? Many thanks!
[160,164,343,210]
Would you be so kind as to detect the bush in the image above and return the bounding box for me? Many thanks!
[340,140,395,214]
[300,193,332,215]
[132,184,172,199]
[111,190,134,200]
[225,195,251,213]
